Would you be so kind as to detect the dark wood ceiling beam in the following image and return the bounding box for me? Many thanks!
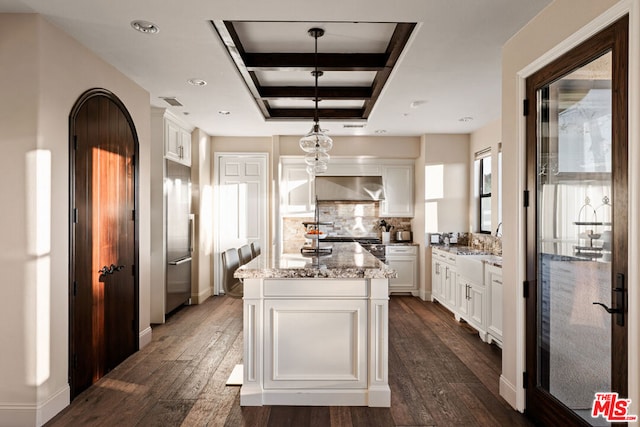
[259,86,372,100]
[268,108,364,119]
[244,53,387,71]
[211,20,272,118]
[363,22,416,118]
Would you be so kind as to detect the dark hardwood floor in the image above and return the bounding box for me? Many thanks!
[47,296,533,427]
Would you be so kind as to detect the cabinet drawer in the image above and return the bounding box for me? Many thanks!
[264,279,369,298]
[386,245,417,256]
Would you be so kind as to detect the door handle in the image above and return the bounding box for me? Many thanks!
[593,273,625,326]
[99,264,125,277]
[592,302,621,314]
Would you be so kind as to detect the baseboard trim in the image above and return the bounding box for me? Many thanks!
[499,374,520,411]
[191,287,212,304]
[0,384,70,426]
[420,290,431,301]
[139,326,153,349]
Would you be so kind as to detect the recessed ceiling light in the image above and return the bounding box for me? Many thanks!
[410,100,427,109]
[187,78,207,86]
[218,110,231,115]
[183,112,190,116]
[375,129,387,134]
[131,20,159,34]
[459,116,474,122]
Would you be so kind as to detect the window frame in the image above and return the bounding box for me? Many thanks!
[477,152,492,234]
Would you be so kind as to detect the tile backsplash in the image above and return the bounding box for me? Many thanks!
[437,232,502,255]
[283,201,412,251]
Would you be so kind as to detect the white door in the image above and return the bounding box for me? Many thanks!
[215,153,268,294]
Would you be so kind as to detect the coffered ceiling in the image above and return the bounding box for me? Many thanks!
[0,0,552,137]
[212,21,416,122]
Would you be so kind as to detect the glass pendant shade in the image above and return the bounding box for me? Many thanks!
[299,124,333,153]
[304,151,329,165]
[306,161,328,175]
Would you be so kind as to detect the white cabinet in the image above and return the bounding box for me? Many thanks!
[443,253,457,309]
[455,272,487,341]
[431,257,443,301]
[386,245,418,296]
[281,164,314,215]
[165,116,192,166]
[280,159,414,218]
[485,264,503,347]
[264,298,368,390]
[430,248,504,345]
[431,248,456,311]
[380,165,414,217]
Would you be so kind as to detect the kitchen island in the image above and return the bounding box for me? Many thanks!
[234,242,395,407]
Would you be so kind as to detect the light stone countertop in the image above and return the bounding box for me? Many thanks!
[235,242,397,279]
[431,244,502,268]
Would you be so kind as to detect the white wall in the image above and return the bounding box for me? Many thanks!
[0,14,152,425]
[278,135,420,158]
[423,134,470,233]
[191,128,213,303]
[500,0,636,412]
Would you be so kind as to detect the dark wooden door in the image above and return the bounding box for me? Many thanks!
[525,17,628,426]
[70,89,139,398]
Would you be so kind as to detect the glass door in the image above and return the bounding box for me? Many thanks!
[525,17,628,427]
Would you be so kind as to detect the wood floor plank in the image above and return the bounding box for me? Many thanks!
[45,295,533,427]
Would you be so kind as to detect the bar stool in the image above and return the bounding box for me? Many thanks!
[221,248,243,299]
[250,241,261,258]
[238,244,253,265]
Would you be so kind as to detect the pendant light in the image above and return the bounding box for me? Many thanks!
[300,27,332,175]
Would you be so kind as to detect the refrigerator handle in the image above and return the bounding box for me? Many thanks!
[188,214,195,253]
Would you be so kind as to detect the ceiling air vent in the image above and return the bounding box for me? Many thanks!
[161,97,183,107]
[343,124,366,129]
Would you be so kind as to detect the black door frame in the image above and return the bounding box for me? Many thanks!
[68,88,140,399]
[524,16,628,427]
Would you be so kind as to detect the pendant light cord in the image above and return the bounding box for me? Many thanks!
[314,31,319,125]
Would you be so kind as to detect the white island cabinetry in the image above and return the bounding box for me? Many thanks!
[235,243,394,407]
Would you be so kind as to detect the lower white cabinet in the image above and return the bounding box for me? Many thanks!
[485,264,503,347]
[431,248,502,345]
[431,248,456,311]
[455,275,486,339]
[386,245,418,296]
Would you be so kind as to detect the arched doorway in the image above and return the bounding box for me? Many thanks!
[69,88,139,399]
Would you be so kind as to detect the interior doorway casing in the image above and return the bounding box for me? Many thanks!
[507,0,639,415]
[213,152,269,295]
[68,88,140,399]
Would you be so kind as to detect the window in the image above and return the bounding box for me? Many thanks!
[475,150,492,233]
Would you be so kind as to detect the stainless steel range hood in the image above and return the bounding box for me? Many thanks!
[314,176,386,201]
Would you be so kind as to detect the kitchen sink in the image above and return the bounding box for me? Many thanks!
[456,255,491,282]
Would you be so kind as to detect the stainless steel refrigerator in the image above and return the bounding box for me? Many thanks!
[165,160,193,314]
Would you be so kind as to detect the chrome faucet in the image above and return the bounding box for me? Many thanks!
[495,222,503,237]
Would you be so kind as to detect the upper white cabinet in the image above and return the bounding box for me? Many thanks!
[380,165,414,217]
[282,164,314,214]
[164,115,192,166]
[280,158,414,217]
